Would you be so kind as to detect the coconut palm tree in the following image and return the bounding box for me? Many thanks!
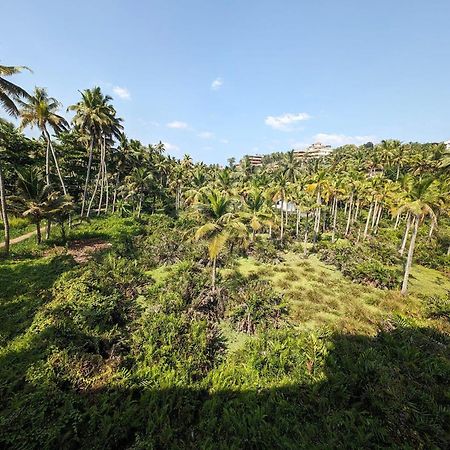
[194,190,248,289]
[0,64,31,117]
[12,167,72,243]
[240,189,271,241]
[0,65,30,255]
[19,87,68,194]
[69,87,122,216]
[397,177,438,295]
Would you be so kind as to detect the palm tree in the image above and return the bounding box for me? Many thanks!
[69,87,122,216]
[397,177,438,295]
[194,190,248,289]
[0,65,31,116]
[19,87,68,194]
[0,65,30,255]
[241,189,271,240]
[12,167,72,243]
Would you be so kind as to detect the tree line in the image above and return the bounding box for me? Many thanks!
[0,63,449,295]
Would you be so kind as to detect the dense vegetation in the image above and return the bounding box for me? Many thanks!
[0,64,449,448]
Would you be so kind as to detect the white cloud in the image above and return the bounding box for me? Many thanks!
[265,112,311,131]
[220,138,229,144]
[112,86,131,100]
[211,77,223,90]
[198,131,214,139]
[161,141,181,155]
[313,133,376,146]
[166,120,189,129]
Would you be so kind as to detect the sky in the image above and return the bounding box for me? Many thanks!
[2,0,450,164]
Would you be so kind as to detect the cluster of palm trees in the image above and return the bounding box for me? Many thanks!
[1,62,449,296]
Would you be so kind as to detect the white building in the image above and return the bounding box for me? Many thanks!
[294,142,333,159]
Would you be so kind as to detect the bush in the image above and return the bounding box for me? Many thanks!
[250,237,283,263]
[227,279,288,334]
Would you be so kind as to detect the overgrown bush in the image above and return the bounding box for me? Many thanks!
[227,279,288,334]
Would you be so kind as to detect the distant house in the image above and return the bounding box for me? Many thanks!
[294,142,333,159]
[445,140,450,149]
[275,200,296,213]
[240,154,263,167]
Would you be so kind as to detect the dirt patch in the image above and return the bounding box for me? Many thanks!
[45,239,112,263]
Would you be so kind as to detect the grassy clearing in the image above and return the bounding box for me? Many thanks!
[233,252,449,335]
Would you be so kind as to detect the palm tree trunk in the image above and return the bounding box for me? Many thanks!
[81,137,94,217]
[296,209,300,238]
[280,199,284,242]
[396,164,400,181]
[212,257,217,290]
[353,200,360,223]
[44,127,67,195]
[371,200,378,228]
[394,214,401,229]
[44,134,50,186]
[331,197,338,243]
[401,216,419,295]
[87,167,101,218]
[303,229,308,257]
[36,220,42,244]
[374,206,383,234]
[399,215,412,256]
[112,172,119,213]
[345,193,353,236]
[363,203,373,240]
[428,221,435,241]
[45,220,51,240]
[0,164,10,255]
[97,138,106,215]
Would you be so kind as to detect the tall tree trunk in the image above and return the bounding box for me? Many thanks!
[45,220,51,240]
[45,129,67,195]
[373,206,383,234]
[401,216,419,295]
[296,209,300,238]
[313,190,321,243]
[428,221,435,241]
[394,213,401,229]
[280,199,284,242]
[36,220,42,244]
[371,200,378,228]
[211,257,217,290]
[353,200,360,223]
[363,203,373,240]
[87,170,100,218]
[81,137,94,217]
[399,215,412,256]
[44,133,50,186]
[97,138,106,215]
[345,193,353,236]
[331,196,338,243]
[396,164,400,181]
[0,164,10,255]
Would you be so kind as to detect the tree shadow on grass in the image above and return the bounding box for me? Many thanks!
[0,255,75,345]
[0,321,448,450]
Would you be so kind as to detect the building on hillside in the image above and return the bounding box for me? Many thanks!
[240,154,263,167]
[445,140,450,149]
[293,142,333,159]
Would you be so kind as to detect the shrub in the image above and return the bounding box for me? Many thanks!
[228,280,288,334]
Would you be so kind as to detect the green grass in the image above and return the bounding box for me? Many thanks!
[232,252,446,335]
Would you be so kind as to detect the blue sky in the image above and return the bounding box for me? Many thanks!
[2,0,450,164]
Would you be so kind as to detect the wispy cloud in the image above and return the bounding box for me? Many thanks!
[220,138,229,144]
[166,120,189,129]
[211,77,223,90]
[112,86,131,100]
[265,112,311,131]
[198,131,214,139]
[161,141,181,155]
[314,133,376,146]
